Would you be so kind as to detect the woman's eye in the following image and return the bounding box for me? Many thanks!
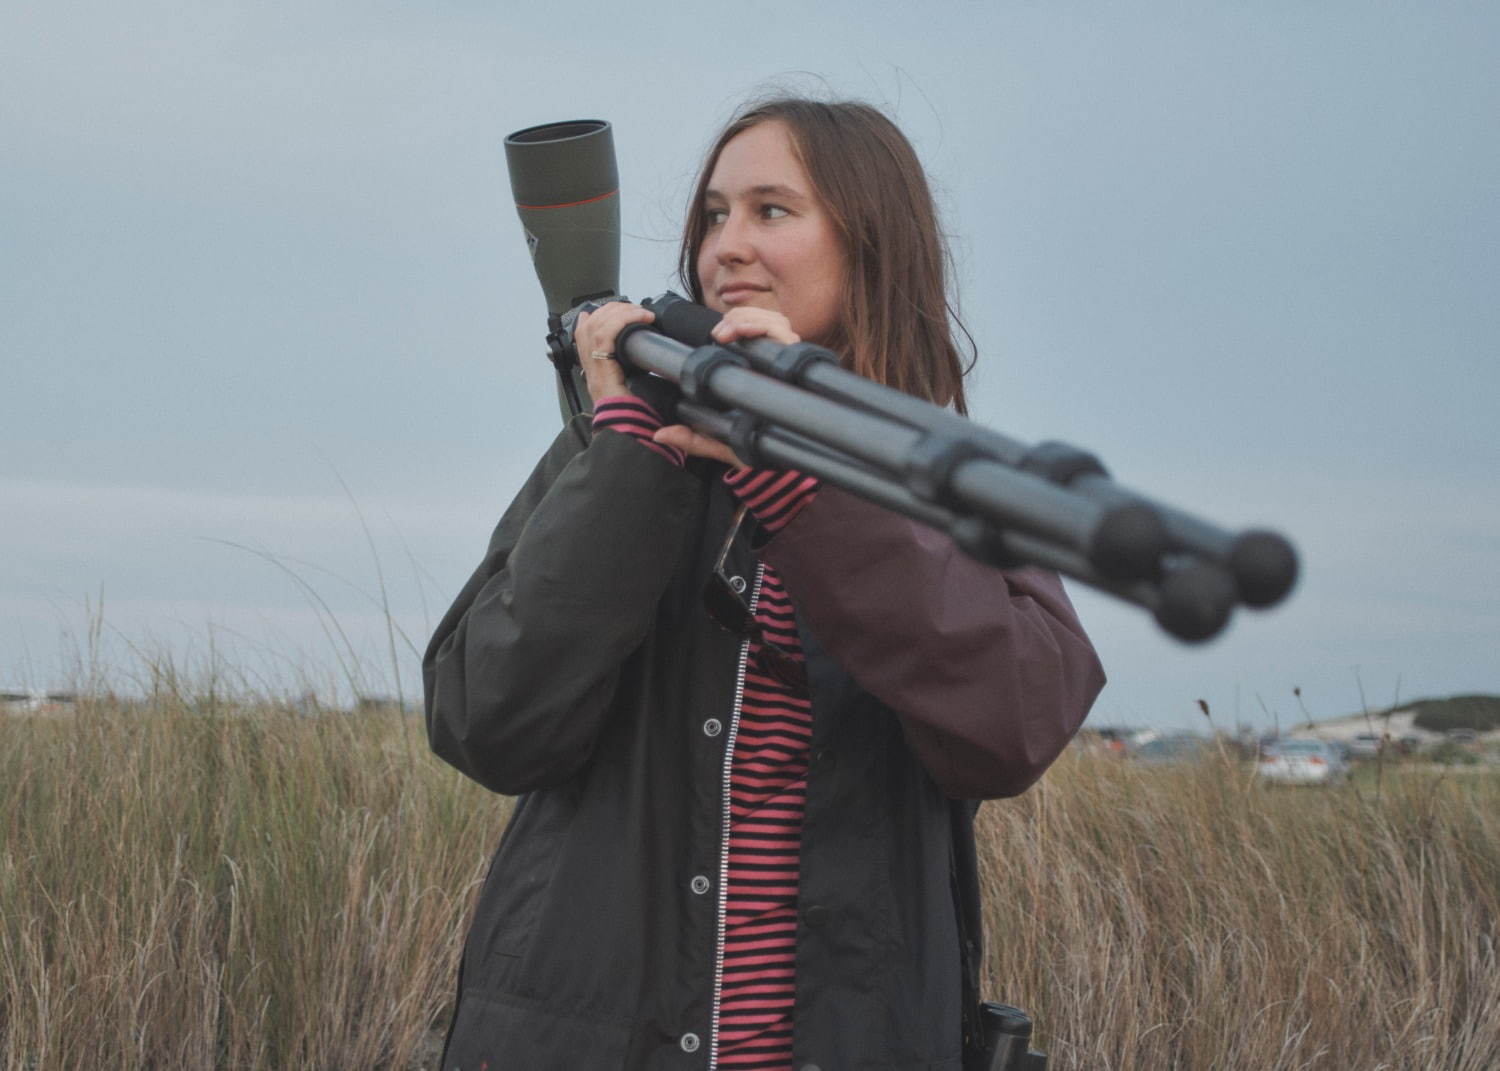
[761,204,789,220]
[705,208,728,227]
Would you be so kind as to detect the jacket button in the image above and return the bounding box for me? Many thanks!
[728,574,747,593]
[691,875,711,895]
[703,718,723,738]
[811,748,834,769]
[804,904,829,929]
[680,1032,701,1053]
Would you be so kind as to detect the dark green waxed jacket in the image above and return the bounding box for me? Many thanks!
[423,415,1104,1070]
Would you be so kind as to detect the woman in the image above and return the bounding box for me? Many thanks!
[424,97,1104,1071]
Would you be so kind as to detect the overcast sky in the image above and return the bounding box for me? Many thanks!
[4,1,1496,731]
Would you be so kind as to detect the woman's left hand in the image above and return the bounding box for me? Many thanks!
[652,307,801,467]
[708,306,801,348]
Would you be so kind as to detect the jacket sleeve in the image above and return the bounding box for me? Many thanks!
[422,419,701,795]
[761,485,1106,800]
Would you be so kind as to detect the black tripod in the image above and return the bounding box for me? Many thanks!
[551,291,1297,644]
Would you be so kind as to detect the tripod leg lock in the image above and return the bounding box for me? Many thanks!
[722,410,767,468]
[678,344,749,406]
[904,433,992,503]
[1019,441,1108,485]
[768,341,838,385]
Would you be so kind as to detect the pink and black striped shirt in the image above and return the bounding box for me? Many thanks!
[594,397,817,1071]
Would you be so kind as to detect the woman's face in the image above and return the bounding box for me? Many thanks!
[695,120,846,346]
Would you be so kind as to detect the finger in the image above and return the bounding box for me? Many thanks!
[580,304,655,360]
[579,305,656,404]
[653,425,746,468]
[710,309,798,346]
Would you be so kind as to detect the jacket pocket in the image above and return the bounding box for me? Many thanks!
[463,834,558,991]
[440,989,632,1071]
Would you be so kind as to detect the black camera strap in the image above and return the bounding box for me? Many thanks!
[950,800,985,1058]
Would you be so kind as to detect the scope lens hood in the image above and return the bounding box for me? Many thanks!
[505,118,621,317]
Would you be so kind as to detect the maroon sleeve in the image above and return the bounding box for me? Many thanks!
[760,485,1105,800]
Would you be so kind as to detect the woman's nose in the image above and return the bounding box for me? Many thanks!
[715,210,754,265]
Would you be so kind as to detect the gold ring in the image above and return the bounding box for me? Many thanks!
[589,350,614,361]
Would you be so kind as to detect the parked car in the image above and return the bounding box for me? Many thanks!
[1396,734,1428,756]
[1130,734,1206,764]
[1256,739,1350,785]
[1347,732,1385,759]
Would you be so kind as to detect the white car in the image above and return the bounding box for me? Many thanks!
[1257,739,1350,785]
[1347,732,1385,759]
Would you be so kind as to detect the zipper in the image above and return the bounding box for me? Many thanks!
[707,560,764,1070]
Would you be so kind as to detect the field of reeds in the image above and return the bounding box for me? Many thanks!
[4,689,1498,1070]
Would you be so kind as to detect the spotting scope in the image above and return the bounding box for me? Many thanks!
[503,119,1299,642]
[504,119,620,418]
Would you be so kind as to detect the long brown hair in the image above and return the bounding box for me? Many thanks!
[679,97,975,414]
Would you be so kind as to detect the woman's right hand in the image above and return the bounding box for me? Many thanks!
[573,302,656,407]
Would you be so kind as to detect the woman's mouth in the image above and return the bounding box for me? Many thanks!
[717,284,769,305]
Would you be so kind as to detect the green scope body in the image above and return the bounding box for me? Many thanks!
[504,119,621,318]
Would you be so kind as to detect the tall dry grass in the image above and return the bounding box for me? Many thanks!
[978,756,1500,1069]
[4,688,1498,1069]
[0,687,508,1070]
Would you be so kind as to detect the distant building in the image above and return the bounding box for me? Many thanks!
[0,687,79,715]
[1284,707,1445,751]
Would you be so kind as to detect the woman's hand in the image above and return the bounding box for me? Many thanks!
[709,306,800,348]
[574,301,656,406]
[652,307,801,467]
